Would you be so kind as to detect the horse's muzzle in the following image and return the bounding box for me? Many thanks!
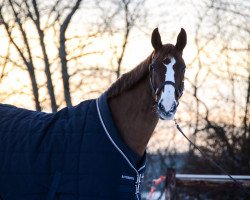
[158,100,177,120]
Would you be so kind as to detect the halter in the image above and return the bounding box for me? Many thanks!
[149,59,184,103]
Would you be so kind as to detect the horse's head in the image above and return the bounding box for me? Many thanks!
[150,28,187,120]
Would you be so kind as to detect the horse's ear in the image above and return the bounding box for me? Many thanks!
[151,28,162,51]
[175,28,187,53]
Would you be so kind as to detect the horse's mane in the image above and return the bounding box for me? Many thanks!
[107,44,177,98]
[107,54,153,98]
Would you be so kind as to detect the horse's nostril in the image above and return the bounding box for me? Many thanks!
[172,102,177,111]
[159,101,165,111]
[174,101,177,107]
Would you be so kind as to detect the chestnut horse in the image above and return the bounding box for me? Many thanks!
[108,27,186,157]
[0,28,186,200]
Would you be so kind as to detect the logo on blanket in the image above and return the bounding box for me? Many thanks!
[121,175,135,181]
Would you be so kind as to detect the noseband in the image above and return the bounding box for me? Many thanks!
[149,59,184,103]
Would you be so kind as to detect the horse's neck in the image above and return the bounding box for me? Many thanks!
[108,76,159,157]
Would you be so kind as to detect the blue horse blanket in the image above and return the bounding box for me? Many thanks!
[0,93,146,200]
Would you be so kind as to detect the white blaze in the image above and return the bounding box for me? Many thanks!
[159,57,176,120]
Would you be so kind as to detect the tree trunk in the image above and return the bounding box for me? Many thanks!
[0,5,41,111]
[59,0,82,107]
[27,63,41,111]
[32,0,58,112]
[116,28,129,79]
[116,1,130,79]
[243,44,250,135]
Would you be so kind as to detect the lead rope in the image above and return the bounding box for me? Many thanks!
[174,118,250,197]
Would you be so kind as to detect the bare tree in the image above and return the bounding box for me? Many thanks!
[96,0,148,78]
[59,0,82,107]
[0,0,90,110]
[183,0,250,175]
[26,0,58,112]
[0,1,41,111]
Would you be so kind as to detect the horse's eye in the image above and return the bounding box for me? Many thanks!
[163,58,171,65]
[176,82,184,99]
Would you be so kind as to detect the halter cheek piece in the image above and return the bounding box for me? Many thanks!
[149,59,184,103]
